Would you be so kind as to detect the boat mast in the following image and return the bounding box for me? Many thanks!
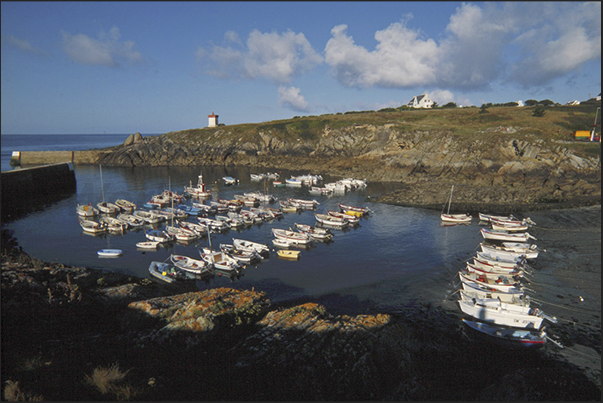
[99,164,105,203]
[447,185,454,215]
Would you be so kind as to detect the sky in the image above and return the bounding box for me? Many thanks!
[1,1,601,135]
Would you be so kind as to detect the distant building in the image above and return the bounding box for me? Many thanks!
[517,100,524,107]
[208,112,219,127]
[566,100,580,106]
[407,94,433,108]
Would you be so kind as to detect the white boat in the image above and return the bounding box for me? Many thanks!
[219,244,262,264]
[315,213,348,229]
[308,186,332,196]
[287,198,319,210]
[460,281,526,303]
[197,216,229,233]
[465,262,523,280]
[480,242,538,260]
[200,247,243,274]
[475,252,524,270]
[266,172,280,180]
[178,221,208,236]
[458,297,554,329]
[339,203,370,217]
[440,185,471,223]
[478,213,518,223]
[97,201,120,215]
[462,319,546,348]
[145,229,173,243]
[338,178,367,189]
[272,238,294,248]
[250,173,266,181]
[285,177,303,187]
[184,173,212,198]
[148,261,183,283]
[170,254,212,275]
[79,219,107,234]
[97,249,122,257]
[165,225,198,243]
[458,271,522,294]
[232,238,270,256]
[244,191,278,204]
[222,176,239,185]
[272,228,312,246]
[191,202,218,215]
[501,242,542,256]
[480,228,535,242]
[99,216,128,233]
[471,257,524,274]
[490,216,537,226]
[115,199,137,213]
[216,215,245,229]
[235,194,259,207]
[327,210,359,226]
[293,223,333,241]
[76,203,99,218]
[136,241,160,249]
[279,200,299,213]
[491,221,529,232]
[324,182,348,194]
[134,209,164,224]
[118,213,145,227]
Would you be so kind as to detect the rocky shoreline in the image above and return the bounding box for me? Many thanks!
[2,203,600,400]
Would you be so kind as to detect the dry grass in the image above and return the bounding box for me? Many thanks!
[84,363,137,400]
[3,381,44,401]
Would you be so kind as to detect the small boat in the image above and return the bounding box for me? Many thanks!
[220,244,263,264]
[501,242,542,255]
[99,216,129,233]
[273,181,286,188]
[315,213,348,229]
[308,186,332,196]
[460,281,526,303]
[327,210,359,226]
[279,200,300,213]
[480,242,538,260]
[464,263,523,280]
[324,182,348,194]
[491,221,529,232]
[184,173,212,198]
[244,191,278,204]
[97,249,122,257]
[277,249,301,260]
[232,238,270,256]
[462,319,546,348]
[458,296,555,329]
[191,202,218,215]
[222,176,239,185]
[145,229,173,243]
[440,185,470,223]
[293,223,333,241]
[76,203,99,218]
[115,199,137,213]
[134,209,164,224]
[272,228,312,246]
[478,213,519,223]
[79,219,107,234]
[197,216,229,233]
[339,203,370,217]
[458,271,522,294]
[287,198,319,210]
[285,177,303,187]
[97,201,121,215]
[480,228,536,243]
[136,241,160,249]
[118,213,145,228]
[170,254,212,275]
[165,225,198,243]
[338,178,367,189]
[250,173,266,181]
[272,238,294,248]
[470,258,524,274]
[148,261,184,283]
[200,247,243,274]
[176,204,203,217]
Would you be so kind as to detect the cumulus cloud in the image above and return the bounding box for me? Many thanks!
[197,29,323,84]
[2,35,46,55]
[61,26,144,67]
[278,86,309,112]
[427,90,455,105]
[324,23,438,88]
[323,2,601,91]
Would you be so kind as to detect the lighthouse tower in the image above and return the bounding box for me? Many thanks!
[208,112,219,127]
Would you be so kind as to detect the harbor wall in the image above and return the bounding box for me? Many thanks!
[1,162,77,221]
[10,150,103,166]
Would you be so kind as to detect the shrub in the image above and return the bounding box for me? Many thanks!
[3,380,44,401]
[85,363,137,399]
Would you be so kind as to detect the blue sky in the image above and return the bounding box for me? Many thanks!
[1,1,601,135]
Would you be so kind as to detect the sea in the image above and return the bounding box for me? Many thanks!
[1,134,483,315]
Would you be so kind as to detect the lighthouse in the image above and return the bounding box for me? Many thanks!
[208,112,219,127]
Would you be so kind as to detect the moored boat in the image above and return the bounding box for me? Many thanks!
[148,261,184,283]
[272,228,312,246]
[115,199,137,213]
[79,219,108,234]
[76,203,99,218]
[480,228,536,242]
[277,249,301,260]
[339,203,370,217]
[315,213,348,229]
[458,296,554,329]
[232,238,270,256]
[97,249,122,257]
[462,319,547,348]
[170,254,212,275]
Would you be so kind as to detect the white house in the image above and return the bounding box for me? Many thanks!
[208,112,219,127]
[407,94,433,108]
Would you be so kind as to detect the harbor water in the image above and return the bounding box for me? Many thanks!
[1,134,483,314]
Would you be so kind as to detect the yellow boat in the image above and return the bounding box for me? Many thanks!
[277,249,301,260]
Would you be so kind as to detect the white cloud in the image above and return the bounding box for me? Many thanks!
[278,86,309,112]
[199,29,323,84]
[324,23,439,88]
[61,26,143,67]
[2,35,46,55]
[427,90,455,105]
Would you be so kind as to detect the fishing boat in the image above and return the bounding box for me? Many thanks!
[293,223,333,241]
[480,228,536,243]
[165,225,198,243]
[197,216,229,233]
[478,213,518,223]
[338,178,367,189]
[279,200,300,213]
[272,228,312,246]
[200,247,243,274]
[277,249,301,260]
[176,204,203,217]
[184,173,212,198]
[145,229,173,243]
[458,271,522,294]
[136,241,160,249]
[244,191,278,204]
[480,242,539,260]
[461,319,546,348]
[460,282,526,303]
[327,210,359,226]
[285,177,303,187]
[76,203,99,218]
[118,213,145,228]
[470,257,525,275]
[115,199,137,213]
[464,262,523,280]
[272,238,294,248]
[192,202,218,215]
[308,186,332,196]
[314,213,348,229]
[339,203,371,217]
[501,242,542,256]
[134,209,164,224]
[170,254,212,275]
[491,221,530,232]
[458,296,554,329]
[99,216,128,233]
[232,238,270,256]
[222,176,239,185]
[287,198,319,210]
[148,261,184,283]
[79,219,107,234]
[440,185,471,223]
[219,244,262,264]
[97,249,122,257]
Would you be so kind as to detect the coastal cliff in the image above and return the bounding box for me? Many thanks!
[92,105,600,211]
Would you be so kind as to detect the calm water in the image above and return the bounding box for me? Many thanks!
[2,135,483,313]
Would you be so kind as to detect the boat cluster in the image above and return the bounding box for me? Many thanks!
[452,212,558,348]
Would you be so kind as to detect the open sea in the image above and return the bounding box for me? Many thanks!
[1,134,484,315]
